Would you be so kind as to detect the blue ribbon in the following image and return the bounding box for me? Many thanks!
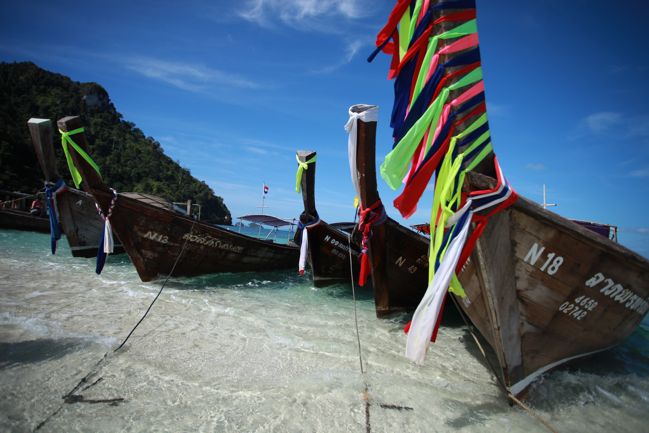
[44,179,64,254]
[96,227,107,275]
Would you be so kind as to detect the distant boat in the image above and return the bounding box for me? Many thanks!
[28,118,124,258]
[0,191,50,233]
[51,115,299,281]
[293,150,361,287]
[347,105,433,317]
[234,214,297,245]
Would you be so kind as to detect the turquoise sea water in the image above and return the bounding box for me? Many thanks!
[1,229,648,432]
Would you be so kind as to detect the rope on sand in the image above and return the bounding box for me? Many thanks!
[346,208,372,433]
[33,220,196,432]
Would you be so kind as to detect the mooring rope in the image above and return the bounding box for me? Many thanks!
[114,219,196,351]
[347,216,365,375]
[34,219,197,432]
[448,295,559,433]
[346,209,372,433]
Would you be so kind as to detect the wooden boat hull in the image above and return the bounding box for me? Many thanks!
[367,217,430,316]
[295,150,362,287]
[346,105,432,316]
[55,187,125,258]
[457,174,649,395]
[92,189,298,281]
[0,208,50,233]
[55,116,299,281]
[304,220,360,287]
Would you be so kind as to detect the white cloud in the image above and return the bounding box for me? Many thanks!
[310,39,366,74]
[629,167,649,178]
[238,0,368,29]
[125,57,260,92]
[583,111,623,134]
[245,146,269,155]
[525,163,545,171]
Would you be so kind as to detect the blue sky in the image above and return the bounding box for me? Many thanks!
[2,1,648,257]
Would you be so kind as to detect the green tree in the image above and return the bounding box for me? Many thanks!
[0,62,231,224]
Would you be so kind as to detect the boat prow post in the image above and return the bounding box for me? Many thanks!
[27,118,59,182]
[295,149,319,228]
[56,116,112,200]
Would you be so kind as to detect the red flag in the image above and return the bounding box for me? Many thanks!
[263,184,269,194]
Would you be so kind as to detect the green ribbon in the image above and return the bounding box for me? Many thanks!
[295,154,317,193]
[380,67,483,189]
[406,0,423,49]
[411,19,478,103]
[424,113,494,296]
[398,5,412,61]
[59,127,102,188]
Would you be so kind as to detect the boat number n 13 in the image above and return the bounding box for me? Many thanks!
[524,242,564,275]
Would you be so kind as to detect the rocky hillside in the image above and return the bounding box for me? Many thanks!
[0,61,231,224]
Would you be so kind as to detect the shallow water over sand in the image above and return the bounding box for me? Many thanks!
[1,230,648,432]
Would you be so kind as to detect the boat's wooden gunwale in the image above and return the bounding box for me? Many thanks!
[56,115,298,282]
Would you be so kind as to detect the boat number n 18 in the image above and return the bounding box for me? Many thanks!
[524,243,564,275]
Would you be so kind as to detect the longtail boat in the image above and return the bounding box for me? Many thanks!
[293,150,361,287]
[50,115,298,281]
[457,171,649,396]
[365,0,649,398]
[0,194,50,233]
[28,118,124,258]
[346,105,432,317]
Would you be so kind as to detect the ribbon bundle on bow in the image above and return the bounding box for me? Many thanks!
[369,0,518,362]
[95,188,118,274]
[357,200,387,287]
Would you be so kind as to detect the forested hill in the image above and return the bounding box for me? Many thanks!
[0,61,231,224]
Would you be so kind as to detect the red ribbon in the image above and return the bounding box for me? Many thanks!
[394,101,486,218]
[357,200,385,287]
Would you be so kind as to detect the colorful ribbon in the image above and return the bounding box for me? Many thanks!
[59,127,102,188]
[296,218,320,276]
[95,188,118,274]
[44,179,65,254]
[295,154,317,193]
[345,105,380,199]
[369,0,520,362]
[357,200,387,287]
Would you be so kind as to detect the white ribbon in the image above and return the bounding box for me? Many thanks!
[103,218,114,254]
[345,104,379,200]
[469,159,514,213]
[405,201,473,364]
[298,227,309,275]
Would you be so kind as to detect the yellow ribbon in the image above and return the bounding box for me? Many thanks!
[295,154,317,193]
